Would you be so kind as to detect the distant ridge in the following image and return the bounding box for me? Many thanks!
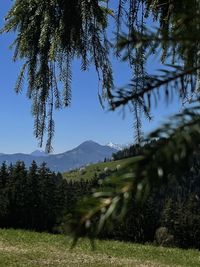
[30,150,48,157]
[0,141,117,172]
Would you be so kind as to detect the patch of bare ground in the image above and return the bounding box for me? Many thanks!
[31,256,169,267]
[0,241,28,254]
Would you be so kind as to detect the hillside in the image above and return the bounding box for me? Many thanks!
[0,229,199,267]
[62,157,134,181]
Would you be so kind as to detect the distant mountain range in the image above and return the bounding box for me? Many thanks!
[0,141,117,172]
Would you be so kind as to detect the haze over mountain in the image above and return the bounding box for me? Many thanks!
[0,141,117,172]
[30,150,48,157]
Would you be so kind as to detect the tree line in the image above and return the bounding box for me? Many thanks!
[0,161,97,232]
[112,140,159,160]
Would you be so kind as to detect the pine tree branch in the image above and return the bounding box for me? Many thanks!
[111,66,200,110]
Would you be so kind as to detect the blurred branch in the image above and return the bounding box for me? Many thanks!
[70,103,200,242]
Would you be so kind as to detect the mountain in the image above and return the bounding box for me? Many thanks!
[0,141,117,172]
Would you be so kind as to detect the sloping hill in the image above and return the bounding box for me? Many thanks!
[0,229,199,267]
[62,157,134,181]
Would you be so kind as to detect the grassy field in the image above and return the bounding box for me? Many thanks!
[0,229,200,267]
[62,157,134,181]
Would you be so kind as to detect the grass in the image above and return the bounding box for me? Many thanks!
[0,229,200,266]
[62,157,134,181]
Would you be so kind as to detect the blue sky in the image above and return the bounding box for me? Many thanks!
[0,2,180,154]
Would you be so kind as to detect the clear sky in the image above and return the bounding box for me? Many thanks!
[0,1,180,154]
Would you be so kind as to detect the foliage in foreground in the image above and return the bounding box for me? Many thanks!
[0,228,200,267]
[70,104,200,245]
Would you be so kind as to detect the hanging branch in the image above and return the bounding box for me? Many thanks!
[1,0,113,152]
[111,66,200,110]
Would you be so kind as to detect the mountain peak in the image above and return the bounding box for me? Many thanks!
[82,140,98,145]
[76,140,101,150]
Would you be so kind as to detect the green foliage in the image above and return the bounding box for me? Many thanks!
[161,195,200,248]
[110,0,200,140]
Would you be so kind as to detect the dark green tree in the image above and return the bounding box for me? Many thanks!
[25,161,40,229]
[7,161,28,227]
[0,162,9,225]
[37,163,56,230]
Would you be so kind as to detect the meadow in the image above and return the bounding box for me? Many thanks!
[0,229,199,267]
[62,157,133,181]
